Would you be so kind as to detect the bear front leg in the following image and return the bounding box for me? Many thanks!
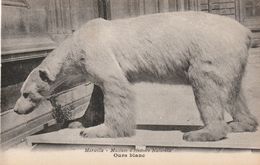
[80,78,136,138]
[184,68,231,141]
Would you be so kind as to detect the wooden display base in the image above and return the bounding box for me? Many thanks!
[26,127,260,150]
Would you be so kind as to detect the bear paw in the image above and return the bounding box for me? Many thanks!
[68,121,84,129]
[80,124,115,138]
[183,128,228,141]
[228,121,258,132]
[229,114,258,132]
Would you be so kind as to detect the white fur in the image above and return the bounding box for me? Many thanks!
[15,12,257,141]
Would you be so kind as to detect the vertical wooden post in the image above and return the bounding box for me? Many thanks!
[177,0,184,11]
[239,0,245,23]
[197,0,201,11]
[98,0,111,20]
[47,0,73,34]
[128,0,142,17]
[139,0,145,15]
[158,0,169,12]
[208,0,211,13]
[235,0,239,21]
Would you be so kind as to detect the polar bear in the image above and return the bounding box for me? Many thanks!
[14,11,258,141]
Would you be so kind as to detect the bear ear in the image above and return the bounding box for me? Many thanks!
[39,69,55,83]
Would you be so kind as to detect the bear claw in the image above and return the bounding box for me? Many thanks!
[80,129,96,138]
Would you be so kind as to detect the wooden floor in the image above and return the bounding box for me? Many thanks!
[25,48,260,150]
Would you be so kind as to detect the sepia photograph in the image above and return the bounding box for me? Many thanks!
[1,0,260,164]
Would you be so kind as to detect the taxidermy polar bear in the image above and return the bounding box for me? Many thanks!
[14,11,258,141]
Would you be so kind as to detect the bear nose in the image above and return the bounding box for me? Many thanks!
[13,108,20,114]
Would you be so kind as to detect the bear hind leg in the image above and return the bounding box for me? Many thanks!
[227,90,258,132]
[183,88,231,141]
[183,69,231,141]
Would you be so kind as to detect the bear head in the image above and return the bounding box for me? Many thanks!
[14,68,55,114]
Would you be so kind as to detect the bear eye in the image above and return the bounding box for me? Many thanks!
[23,93,29,98]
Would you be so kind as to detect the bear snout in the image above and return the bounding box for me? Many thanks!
[14,97,36,115]
[13,107,20,114]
